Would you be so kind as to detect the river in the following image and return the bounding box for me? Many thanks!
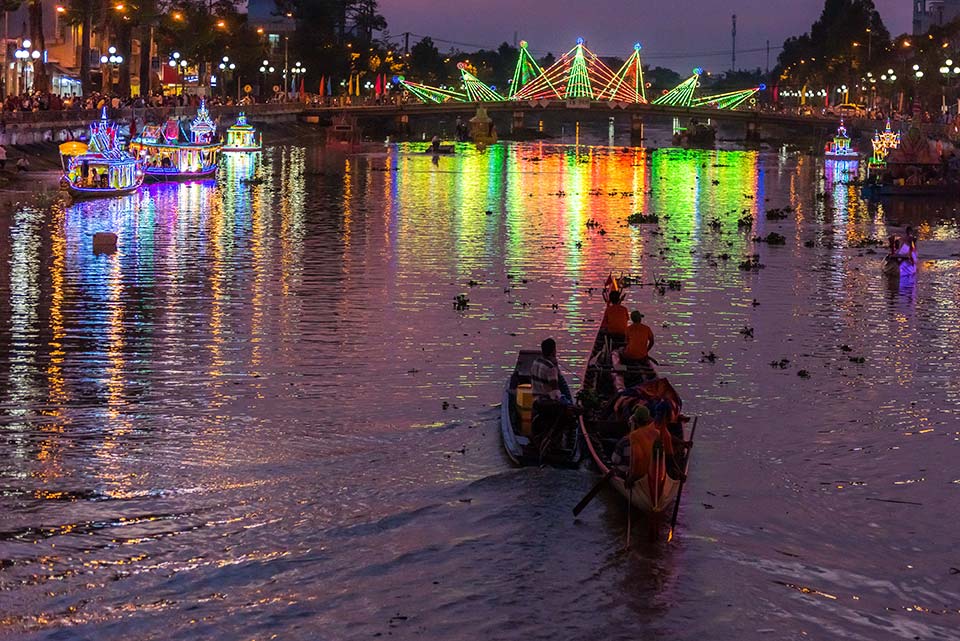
[1,131,959,640]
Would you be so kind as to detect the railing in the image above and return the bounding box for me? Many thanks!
[0,102,305,127]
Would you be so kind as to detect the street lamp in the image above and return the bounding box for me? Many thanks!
[259,59,275,98]
[99,45,124,91]
[14,39,41,94]
[290,61,305,93]
[218,55,237,101]
[168,51,189,96]
[939,58,960,114]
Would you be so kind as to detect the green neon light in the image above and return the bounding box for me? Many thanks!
[459,67,505,102]
[564,41,593,99]
[652,72,700,107]
[400,79,467,103]
[510,41,545,98]
[693,87,759,110]
[599,45,646,103]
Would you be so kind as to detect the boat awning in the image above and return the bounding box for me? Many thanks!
[59,141,88,156]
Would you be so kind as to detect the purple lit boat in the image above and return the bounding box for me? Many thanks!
[129,100,222,180]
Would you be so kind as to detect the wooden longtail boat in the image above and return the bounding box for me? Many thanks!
[577,295,695,537]
[500,350,581,467]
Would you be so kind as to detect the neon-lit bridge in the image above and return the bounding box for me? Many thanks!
[399,39,764,110]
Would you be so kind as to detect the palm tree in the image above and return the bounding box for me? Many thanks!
[65,0,101,96]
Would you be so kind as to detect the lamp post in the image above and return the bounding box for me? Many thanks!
[290,60,305,96]
[99,46,124,92]
[168,51,188,96]
[939,58,959,115]
[259,59,275,99]
[14,39,41,94]
[217,55,236,102]
[880,68,897,113]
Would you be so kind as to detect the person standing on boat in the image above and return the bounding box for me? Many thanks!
[611,406,659,480]
[601,290,629,339]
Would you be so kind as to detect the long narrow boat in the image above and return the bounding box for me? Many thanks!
[578,313,693,534]
[501,350,581,467]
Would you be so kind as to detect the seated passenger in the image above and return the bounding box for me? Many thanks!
[623,310,655,362]
[601,290,629,338]
[611,405,660,480]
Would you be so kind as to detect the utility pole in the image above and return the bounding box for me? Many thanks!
[403,31,409,54]
[731,14,737,72]
[766,39,770,74]
[284,35,288,96]
[513,31,517,48]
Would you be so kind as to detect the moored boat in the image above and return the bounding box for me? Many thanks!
[60,108,144,199]
[501,350,581,467]
[577,288,695,537]
[222,113,262,152]
[129,99,221,179]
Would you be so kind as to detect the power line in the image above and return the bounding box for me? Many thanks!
[384,32,782,64]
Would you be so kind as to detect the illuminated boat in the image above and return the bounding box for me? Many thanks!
[60,108,144,199]
[824,119,858,160]
[129,99,221,179]
[222,113,262,152]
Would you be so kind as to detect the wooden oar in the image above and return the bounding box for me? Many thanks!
[667,416,699,543]
[572,469,614,516]
[625,484,633,550]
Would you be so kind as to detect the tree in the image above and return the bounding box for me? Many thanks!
[775,0,890,91]
[65,0,100,95]
[409,36,443,82]
[28,0,47,92]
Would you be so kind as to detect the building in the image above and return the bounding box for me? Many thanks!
[913,0,960,34]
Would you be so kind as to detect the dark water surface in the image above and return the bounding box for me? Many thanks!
[1,138,960,641]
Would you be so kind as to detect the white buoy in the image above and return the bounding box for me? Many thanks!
[93,232,118,254]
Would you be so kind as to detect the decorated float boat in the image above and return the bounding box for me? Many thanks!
[222,113,262,152]
[824,119,858,160]
[129,100,221,179]
[869,119,901,167]
[60,108,144,199]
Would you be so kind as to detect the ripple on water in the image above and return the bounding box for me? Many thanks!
[1,137,959,640]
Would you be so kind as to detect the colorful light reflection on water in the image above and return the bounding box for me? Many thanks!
[2,142,960,640]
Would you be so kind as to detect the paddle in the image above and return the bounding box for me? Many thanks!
[667,416,699,543]
[625,484,633,550]
[572,469,614,517]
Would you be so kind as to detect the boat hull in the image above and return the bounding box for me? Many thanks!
[66,177,144,199]
[143,165,218,181]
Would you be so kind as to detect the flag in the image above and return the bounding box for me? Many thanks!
[327,76,333,96]
[299,77,305,100]
[375,74,382,97]
[319,76,325,97]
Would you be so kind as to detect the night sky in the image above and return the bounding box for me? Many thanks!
[379,0,911,72]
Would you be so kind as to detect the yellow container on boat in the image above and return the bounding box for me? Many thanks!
[516,384,534,435]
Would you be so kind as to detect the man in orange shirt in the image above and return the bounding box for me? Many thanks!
[601,290,629,337]
[624,311,654,362]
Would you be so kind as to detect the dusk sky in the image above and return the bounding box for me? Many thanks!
[380,0,911,72]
